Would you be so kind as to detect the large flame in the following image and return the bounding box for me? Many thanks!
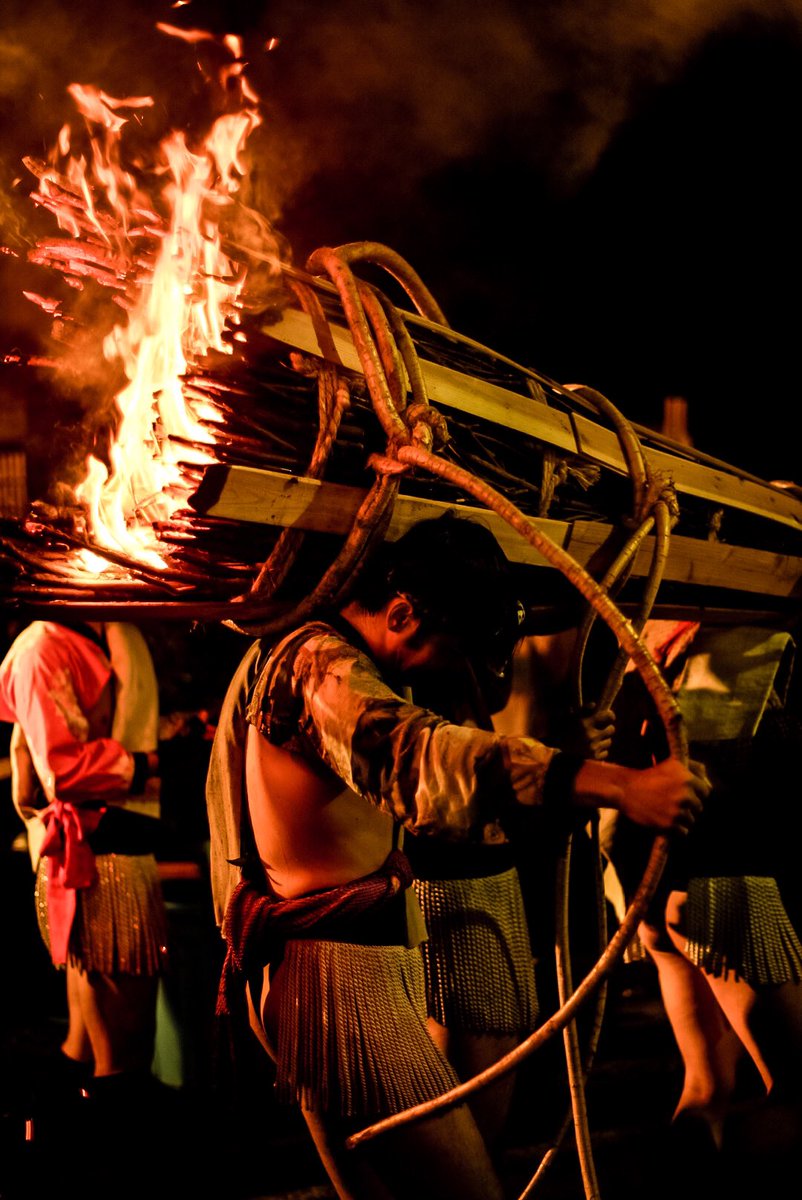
[35,34,268,575]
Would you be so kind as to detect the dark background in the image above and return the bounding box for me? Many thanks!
[3,12,802,1192]
[1,0,802,486]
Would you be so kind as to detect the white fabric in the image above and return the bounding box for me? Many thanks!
[106,622,159,752]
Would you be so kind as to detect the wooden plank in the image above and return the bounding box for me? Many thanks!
[258,308,802,536]
[570,416,802,532]
[191,464,568,568]
[564,521,802,599]
[190,464,802,601]
[261,308,578,454]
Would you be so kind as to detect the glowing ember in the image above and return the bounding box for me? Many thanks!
[26,28,279,578]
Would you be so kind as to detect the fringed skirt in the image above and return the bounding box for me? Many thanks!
[272,939,461,1118]
[413,867,539,1034]
[35,853,169,976]
[685,875,802,985]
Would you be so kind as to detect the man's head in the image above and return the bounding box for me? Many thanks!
[342,512,524,681]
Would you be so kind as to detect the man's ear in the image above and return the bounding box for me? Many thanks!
[386,595,419,635]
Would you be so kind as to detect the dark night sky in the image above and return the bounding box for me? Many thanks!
[2,0,802,487]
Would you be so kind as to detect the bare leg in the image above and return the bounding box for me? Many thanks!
[300,1108,395,1200]
[663,890,773,1094]
[62,963,93,1066]
[640,917,742,1144]
[428,1017,517,1150]
[665,889,802,1100]
[303,1103,505,1200]
[262,966,505,1200]
[66,961,158,1076]
[690,972,771,1091]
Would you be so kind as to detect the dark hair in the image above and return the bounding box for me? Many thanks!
[351,512,523,666]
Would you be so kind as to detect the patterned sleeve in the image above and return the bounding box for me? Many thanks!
[249,625,557,839]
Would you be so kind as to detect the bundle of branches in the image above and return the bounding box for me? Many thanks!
[4,249,802,633]
[4,85,802,634]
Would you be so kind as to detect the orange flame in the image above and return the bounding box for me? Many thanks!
[40,34,272,577]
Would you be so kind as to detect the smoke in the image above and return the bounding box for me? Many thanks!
[1,0,801,486]
[240,0,802,212]
[3,0,802,228]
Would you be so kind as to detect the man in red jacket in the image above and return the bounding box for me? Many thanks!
[0,619,167,1108]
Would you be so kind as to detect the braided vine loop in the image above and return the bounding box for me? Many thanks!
[305,243,450,459]
[320,240,450,326]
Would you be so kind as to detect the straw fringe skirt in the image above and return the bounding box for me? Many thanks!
[35,853,168,975]
[685,875,802,985]
[413,867,539,1034]
[273,939,461,1118]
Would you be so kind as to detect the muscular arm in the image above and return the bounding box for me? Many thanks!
[249,626,708,839]
[572,756,706,833]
